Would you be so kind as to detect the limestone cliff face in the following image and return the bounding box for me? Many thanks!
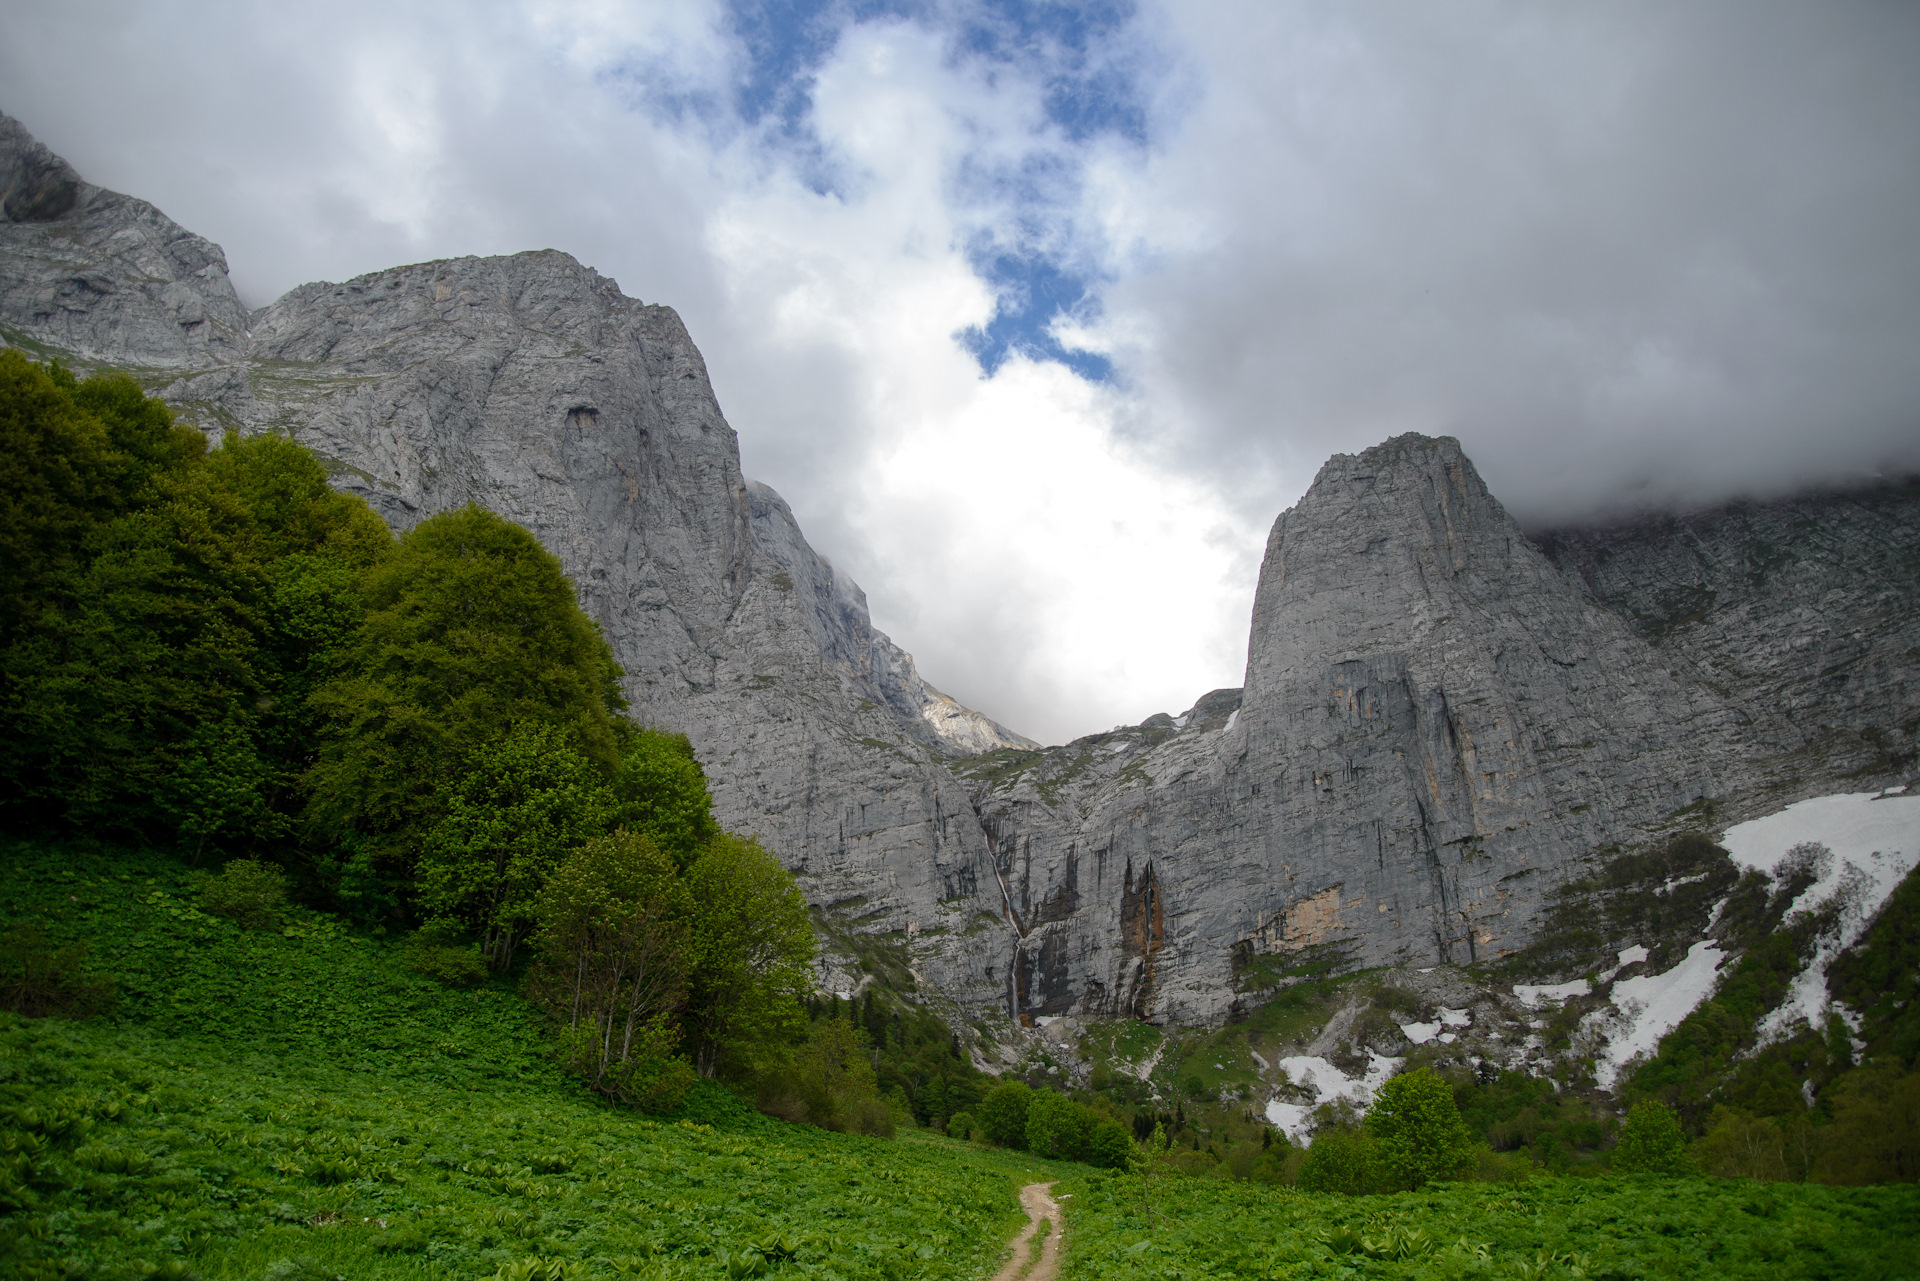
[0,115,249,367]
[955,436,1757,1023]
[1536,482,1920,782]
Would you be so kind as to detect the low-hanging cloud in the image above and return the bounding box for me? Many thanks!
[1,0,1915,743]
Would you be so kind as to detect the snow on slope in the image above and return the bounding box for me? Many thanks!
[1721,787,1920,1042]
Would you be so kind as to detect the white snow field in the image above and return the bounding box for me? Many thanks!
[1721,788,1920,1042]
[1263,1052,1401,1144]
[1585,789,1918,1086]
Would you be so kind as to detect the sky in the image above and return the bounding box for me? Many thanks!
[3,1,1917,745]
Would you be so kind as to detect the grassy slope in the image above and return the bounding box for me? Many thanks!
[5,841,1917,1280]
[1053,1168,1920,1280]
[0,843,1074,1280]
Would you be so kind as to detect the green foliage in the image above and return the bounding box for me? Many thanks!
[1828,863,1920,1066]
[947,1111,976,1140]
[303,504,624,898]
[1053,1165,1920,1279]
[1088,1119,1135,1171]
[0,922,114,1018]
[397,920,488,988]
[525,830,691,1108]
[418,723,613,969]
[1298,1127,1379,1195]
[1025,1088,1096,1162]
[1817,1065,1920,1185]
[197,859,290,930]
[0,357,393,851]
[677,833,814,1076]
[759,1017,891,1136]
[1367,1066,1475,1190]
[0,841,1068,1281]
[979,1080,1033,1148]
[1614,1100,1691,1174]
[607,729,721,867]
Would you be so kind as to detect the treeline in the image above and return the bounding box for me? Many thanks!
[0,351,811,1103]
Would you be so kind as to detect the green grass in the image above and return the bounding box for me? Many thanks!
[0,843,1076,1279]
[1054,1167,1920,1280]
[5,840,1917,1279]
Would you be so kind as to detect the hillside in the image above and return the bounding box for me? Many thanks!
[6,841,1918,1280]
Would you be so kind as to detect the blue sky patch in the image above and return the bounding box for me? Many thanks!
[715,0,1146,383]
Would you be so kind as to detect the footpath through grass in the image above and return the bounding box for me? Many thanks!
[0,844,1075,1280]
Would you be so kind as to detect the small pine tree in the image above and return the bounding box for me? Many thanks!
[1613,1100,1692,1174]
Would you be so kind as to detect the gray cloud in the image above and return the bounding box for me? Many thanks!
[1105,1,1920,528]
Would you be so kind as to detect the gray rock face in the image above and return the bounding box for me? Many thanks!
[0,114,249,368]
[955,436,1762,1024]
[4,110,1913,1035]
[1536,483,1920,785]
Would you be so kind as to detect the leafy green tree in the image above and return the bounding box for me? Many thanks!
[305,504,622,898]
[1089,1119,1136,1170]
[526,829,690,1106]
[677,832,815,1075]
[1366,1066,1476,1190]
[1,357,390,850]
[607,729,720,867]
[978,1080,1033,1148]
[1026,1089,1095,1161]
[418,723,613,970]
[1298,1127,1379,1195]
[1612,1099,1692,1174]
[0,352,201,645]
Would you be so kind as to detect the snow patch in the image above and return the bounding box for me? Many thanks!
[1616,944,1650,968]
[1263,1053,1401,1144]
[1399,1021,1442,1045]
[1514,979,1590,1006]
[1721,790,1919,1040]
[1588,941,1727,1088]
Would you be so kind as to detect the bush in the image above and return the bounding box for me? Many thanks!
[1089,1119,1136,1170]
[1613,1099,1691,1174]
[946,1111,976,1141]
[198,859,289,930]
[1298,1128,1378,1195]
[1367,1066,1475,1189]
[0,922,114,1017]
[400,920,488,988]
[979,1080,1033,1148]
[1025,1089,1095,1161]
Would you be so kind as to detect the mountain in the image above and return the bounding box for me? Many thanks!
[4,110,1915,1041]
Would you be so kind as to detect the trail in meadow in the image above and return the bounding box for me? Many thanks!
[990,1182,1062,1281]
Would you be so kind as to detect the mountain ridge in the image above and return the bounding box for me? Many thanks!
[3,109,1915,1042]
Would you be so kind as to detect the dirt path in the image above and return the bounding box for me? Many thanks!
[989,1182,1063,1281]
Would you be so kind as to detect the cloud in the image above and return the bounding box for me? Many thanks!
[2,0,1916,743]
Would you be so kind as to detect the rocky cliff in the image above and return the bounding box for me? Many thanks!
[4,109,1914,1038]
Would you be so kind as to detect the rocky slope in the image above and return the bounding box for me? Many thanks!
[4,109,1915,1042]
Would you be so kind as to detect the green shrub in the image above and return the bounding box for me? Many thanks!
[978,1080,1032,1147]
[1026,1088,1095,1161]
[400,919,488,987]
[1366,1065,1475,1189]
[1612,1099,1691,1174]
[946,1111,976,1140]
[0,921,114,1017]
[198,859,289,930]
[1298,1128,1378,1195]
[1089,1119,1136,1169]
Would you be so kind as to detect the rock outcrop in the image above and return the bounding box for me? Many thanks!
[4,109,1914,1035]
[1537,483,1920,784]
